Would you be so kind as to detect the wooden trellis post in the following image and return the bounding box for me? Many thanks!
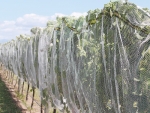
[26,83,30,100]
[21,81,24,94]
[31,87,35,108]
[41,103,43,113]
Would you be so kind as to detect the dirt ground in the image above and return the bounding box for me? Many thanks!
[0,70,43,113]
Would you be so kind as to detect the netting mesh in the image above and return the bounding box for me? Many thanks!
[0,1,150,113]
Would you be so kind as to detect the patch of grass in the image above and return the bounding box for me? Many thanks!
[0,77,22,113]
[15,91,24,100]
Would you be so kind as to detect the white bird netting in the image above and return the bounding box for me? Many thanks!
[0,1,150,113]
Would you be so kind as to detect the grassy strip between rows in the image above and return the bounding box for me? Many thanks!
[0,76,22,113]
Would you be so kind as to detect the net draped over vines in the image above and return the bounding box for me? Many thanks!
[0,1,150,113]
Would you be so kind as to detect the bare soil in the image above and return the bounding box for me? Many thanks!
[0,70,43,113]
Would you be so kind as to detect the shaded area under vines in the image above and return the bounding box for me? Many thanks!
[0,75,22,113]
